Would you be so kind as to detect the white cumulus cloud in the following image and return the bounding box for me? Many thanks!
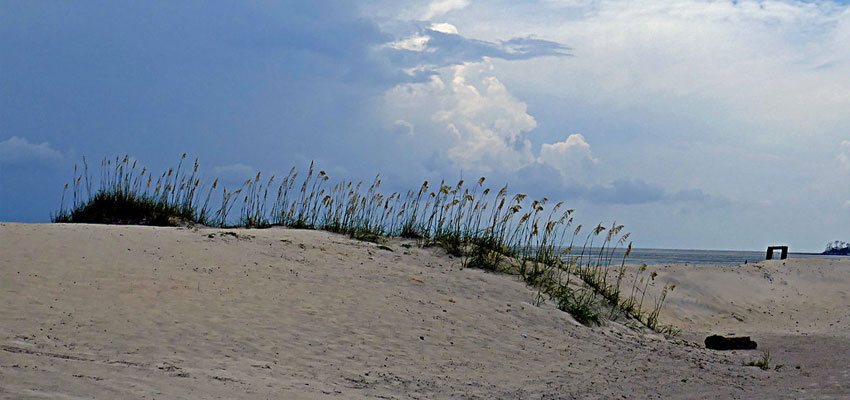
[429,22,458,34]
[422,0,470,20]
[384,59,538,172]
[538,134,597,176]
[0,136,63,164]
[384,34,431,52]
[383,58,603,180]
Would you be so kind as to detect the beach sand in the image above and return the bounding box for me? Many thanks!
[1,222,848,398]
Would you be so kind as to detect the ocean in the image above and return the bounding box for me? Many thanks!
[565,247,846,266]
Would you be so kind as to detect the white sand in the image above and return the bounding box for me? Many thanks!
[1,222,848,398]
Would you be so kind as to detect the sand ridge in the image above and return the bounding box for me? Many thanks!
[1,223,848,398]
[644,259,850,338]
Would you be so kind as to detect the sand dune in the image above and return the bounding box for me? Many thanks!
[647,259,850,337]
[1,223,848,398]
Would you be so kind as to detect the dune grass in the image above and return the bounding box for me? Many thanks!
[53,154,675,331]
[746,351,783,371]
[53,155,212,226]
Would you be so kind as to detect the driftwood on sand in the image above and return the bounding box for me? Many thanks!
[705,335,758,350]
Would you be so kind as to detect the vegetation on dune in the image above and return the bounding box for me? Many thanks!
[52,190,197,226]
[53,155,211,226]
[54,154,676,331]
[745,351,783,371]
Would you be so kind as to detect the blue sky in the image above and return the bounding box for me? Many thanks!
[2,0,849,251]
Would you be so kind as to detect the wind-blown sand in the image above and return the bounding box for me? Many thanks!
[1,222,848,399]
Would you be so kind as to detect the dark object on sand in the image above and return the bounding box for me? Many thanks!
[765,246,788,260]
[705,335,758,350]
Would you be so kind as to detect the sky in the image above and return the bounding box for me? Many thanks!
[1,0,849,252]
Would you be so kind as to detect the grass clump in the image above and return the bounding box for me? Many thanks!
[552,286,601,326]
[746,351,779,370]
[52,155,212,226]
[54,154,677,330]
[53,190,196,226]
